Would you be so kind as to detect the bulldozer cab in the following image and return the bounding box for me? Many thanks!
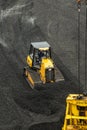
[29,41,51,68]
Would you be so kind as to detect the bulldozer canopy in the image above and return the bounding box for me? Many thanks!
[31,41,50,50]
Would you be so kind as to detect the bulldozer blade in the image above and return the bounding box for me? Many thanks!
[23,65,64,89]
[55,65,64,82]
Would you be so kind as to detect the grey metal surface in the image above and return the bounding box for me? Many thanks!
[31,41,50,49]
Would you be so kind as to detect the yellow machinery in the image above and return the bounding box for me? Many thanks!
[23,41,64,88]
[62,0,87,129]
[62,94,87,130]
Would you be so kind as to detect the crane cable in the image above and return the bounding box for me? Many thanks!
[85,0,87,92]
[77,0,81,93]
[77,0,87,95]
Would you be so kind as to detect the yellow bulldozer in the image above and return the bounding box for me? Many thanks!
[23,41,64,88]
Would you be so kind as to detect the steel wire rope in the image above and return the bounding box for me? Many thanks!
[85,0,87,91]
[77,0,81,93]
